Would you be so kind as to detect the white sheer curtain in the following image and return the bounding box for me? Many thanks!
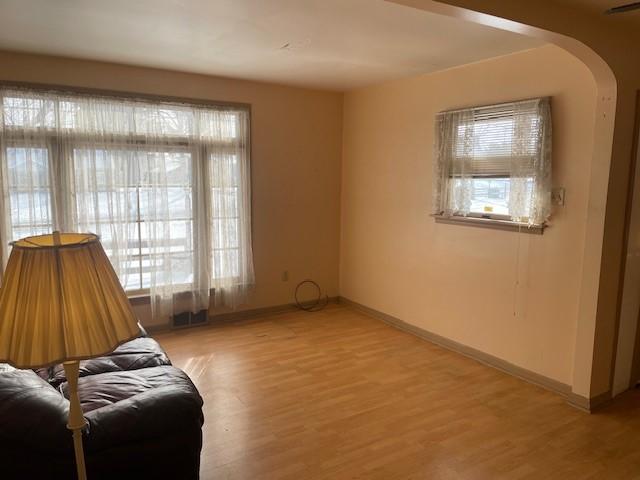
[433,97,552,225]
[0,86,254,321]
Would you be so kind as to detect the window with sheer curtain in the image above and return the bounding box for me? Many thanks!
[0,86,255,320]
[432,97,552,226]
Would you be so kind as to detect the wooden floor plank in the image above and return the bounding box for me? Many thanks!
[155,304,640,480]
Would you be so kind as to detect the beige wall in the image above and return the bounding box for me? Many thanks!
[391,0,640,407]
[0,50,344,327]
[340,45,597,386]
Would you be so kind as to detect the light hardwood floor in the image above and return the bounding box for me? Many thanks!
[155,304,640,480]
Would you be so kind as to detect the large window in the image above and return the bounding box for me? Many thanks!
[0,86,254,314]
[432,98,552,227]
[72,147,196,291]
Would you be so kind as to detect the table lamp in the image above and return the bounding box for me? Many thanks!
[0,232,140,480]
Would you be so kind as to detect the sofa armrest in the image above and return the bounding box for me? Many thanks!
[84,375,203,452]
[0,370,72,454]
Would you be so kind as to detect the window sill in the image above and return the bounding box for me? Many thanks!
[126,281,245,305]
[432,214,546,234]
[128,292,151,306]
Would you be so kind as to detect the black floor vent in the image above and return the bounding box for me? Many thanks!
[172,309,209,329]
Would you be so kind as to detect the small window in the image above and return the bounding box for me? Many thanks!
[432,98,552,227]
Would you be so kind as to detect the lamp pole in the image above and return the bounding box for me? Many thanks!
[63,361,88,480]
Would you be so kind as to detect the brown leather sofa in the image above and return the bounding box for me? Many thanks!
[0,326,204,479]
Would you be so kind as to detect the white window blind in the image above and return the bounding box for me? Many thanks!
[0,85,255,320]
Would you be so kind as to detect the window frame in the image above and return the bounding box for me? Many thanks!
[0,81,253,294]
[432,212,545,234]
[432,97,550,232]
[70,142,197,293]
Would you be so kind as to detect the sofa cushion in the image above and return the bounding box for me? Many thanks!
[44,337,171,388]
[33,365,53,382]
[60,365,194,413]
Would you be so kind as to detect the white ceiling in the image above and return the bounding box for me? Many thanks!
[0,0,544,91]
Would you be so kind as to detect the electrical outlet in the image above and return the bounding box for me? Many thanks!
[282,270,289,282]
[551,187,565,206]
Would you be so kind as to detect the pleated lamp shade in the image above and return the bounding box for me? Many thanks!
[0,233,140,368]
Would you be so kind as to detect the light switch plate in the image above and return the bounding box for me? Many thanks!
[552,187,566,206]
